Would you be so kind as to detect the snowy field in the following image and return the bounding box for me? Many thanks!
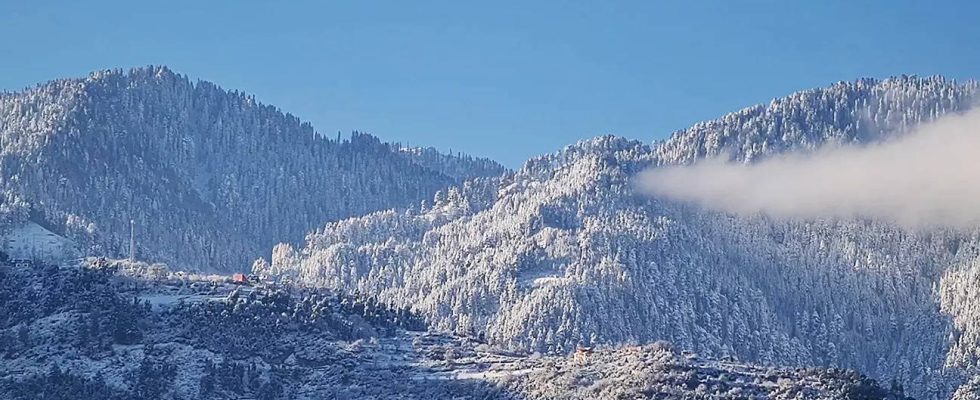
[3,222,73,263]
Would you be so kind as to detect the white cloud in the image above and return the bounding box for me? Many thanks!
[638,109,980,229]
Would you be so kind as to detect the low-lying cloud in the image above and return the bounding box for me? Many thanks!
[638,108,980,229]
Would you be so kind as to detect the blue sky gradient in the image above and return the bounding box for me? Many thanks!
[2,1,977,166]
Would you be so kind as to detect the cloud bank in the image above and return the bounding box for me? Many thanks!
[638,109,980,229]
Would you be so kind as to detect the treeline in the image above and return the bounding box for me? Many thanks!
[166,286,426,357]
[0,261,149,357]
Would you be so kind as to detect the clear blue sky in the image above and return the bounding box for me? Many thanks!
[2,1,978,167]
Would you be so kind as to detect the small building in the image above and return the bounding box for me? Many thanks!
[574,346,593,362]
[232,273,249,284]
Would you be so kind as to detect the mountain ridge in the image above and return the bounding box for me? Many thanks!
[0,65,506,271]
[655,75,979,165]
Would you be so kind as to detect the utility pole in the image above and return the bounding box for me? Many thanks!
[129,219,135,263]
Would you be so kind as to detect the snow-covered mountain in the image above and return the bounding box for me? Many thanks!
[0,66,505,271]
[6,68,980,398]
[268,76,980,399]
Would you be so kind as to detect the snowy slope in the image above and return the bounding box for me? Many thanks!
[2,222,74,263]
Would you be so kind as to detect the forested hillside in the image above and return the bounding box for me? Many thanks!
[655,75,978,164]
[0,66,504,271]
[0,258,905,399]
[268,76,980,399]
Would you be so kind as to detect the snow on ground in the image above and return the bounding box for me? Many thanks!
[518,267,570,288]
[530,276,568,287]
[3,222,74,263]
[449,367,539,380]
[138,293,225,311]
[383,331,546,383]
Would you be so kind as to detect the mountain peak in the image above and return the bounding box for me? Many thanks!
[655,75,979,165]
[0,69,504,271]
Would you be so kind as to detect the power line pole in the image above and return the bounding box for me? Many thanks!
[129,219,135,263]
